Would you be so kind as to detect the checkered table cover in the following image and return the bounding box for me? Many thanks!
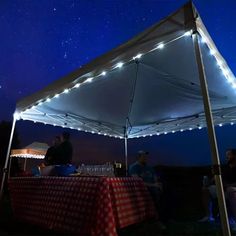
[8,176,156,236]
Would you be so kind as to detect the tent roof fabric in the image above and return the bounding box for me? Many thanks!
[11,142,49,159]
[15,2,236,139]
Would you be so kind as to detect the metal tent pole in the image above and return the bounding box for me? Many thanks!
[124,137,128,176]
[8,155,13,179]
[0,116,17,201]
[193,32,231,236]
[23,158,27,171]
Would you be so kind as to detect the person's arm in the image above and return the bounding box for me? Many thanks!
[129,164,140,177]
[145,180,163,189]
[145,168,163,190]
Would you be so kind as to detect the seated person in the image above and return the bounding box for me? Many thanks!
[129,150,166,225]
[199,148,236,222]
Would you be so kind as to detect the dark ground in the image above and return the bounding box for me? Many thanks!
[1,166,236,236]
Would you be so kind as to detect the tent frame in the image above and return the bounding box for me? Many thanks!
[192,31,230,236]
[0,116,17,200]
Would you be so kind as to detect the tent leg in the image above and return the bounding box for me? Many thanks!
[193,32,231,236]
[0,117,17,201]
[7,155,12,179]
[23,158,27,171]
[124,137,128,176]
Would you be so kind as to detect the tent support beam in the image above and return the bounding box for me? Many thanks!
[23,158,27,171]
[0,116,17,201]
[193,32,231,236]
[124,137,128,176]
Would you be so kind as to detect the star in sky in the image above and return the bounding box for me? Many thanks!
[64,52,67,59]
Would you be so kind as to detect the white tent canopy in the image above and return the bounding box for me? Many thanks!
[10,142,49,159]
[14,2,236,139]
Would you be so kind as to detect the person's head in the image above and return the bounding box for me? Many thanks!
[137,150,149,165]
[61,132,70,142]
[54,136,61,146]
[226,149,236,164]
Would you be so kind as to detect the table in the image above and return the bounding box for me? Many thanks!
[8,176,156,236]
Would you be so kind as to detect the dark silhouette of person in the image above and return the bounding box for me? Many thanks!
[129,151,167,229]
[44,136,61,165]
[55,132,73,165]
[199,148,236,222]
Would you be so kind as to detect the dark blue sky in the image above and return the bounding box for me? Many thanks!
[1,0,236,166]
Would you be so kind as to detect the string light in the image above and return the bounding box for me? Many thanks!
[201,36,206,43]
[64,89,69,93]
[101,71,106,76]
[74,83,81,88]
[116,62,124,68]
[133,54,142,60]
[156,43,164,49]
[184,31,192,37]
[85,77,93,83]
[210,49,216,55]
[217,60,223,67]
[46,98,51,102]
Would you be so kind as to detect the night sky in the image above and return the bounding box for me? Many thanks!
[1,0,236,166]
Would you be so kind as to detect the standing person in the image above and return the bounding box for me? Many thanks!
[44,136,61,165]
[129,150,166,229]
[56,132,73,165]
[199,148,236,222]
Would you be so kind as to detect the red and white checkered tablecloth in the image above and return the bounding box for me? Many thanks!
[8,176,156,236]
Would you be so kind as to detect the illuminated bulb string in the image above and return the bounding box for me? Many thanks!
[29,30,193,110]
[200,32,236,89]
[21,30,235,137]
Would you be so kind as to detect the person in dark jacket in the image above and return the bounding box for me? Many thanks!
[44,136,61,165]
[55,132,73,165]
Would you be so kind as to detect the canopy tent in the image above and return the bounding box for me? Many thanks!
[10,142,49,171]
[10,142,49,159]
[2,2,235,235]
[14,3,236,138]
